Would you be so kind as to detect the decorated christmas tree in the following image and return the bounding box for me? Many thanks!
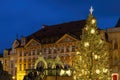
[73,7,111,80]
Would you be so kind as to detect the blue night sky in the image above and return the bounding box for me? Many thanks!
[0,0,120,53]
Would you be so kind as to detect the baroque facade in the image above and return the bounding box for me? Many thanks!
[0,18,120,80]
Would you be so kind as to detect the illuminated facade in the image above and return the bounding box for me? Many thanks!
[0,18,120,80]
[1,20,86,80]
[107,18,120,79]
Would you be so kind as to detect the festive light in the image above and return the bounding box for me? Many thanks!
[96,69,100,74]
[103,68,108,73]
[91,29,95,34]
[76,51,80,55]
[84,42,89,47]
[12,76,15,80]
[60,69,65,76]
[66,69,71,76]
[91,19,96,24]
[94,55,98,60]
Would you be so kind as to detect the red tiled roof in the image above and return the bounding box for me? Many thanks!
[26,20,86,44]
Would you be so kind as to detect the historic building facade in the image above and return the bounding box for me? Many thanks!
[1,20,86,80]
[0,17,120,80]
[107,18,120,78]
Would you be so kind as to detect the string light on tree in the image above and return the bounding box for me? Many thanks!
[91,28,95,34]
[91,19,96,24]
[84,42,89,47]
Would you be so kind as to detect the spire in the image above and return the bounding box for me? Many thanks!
[89,6,94,14]
[115,18,120,27]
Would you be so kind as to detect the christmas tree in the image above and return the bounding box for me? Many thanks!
[73,7,111,80]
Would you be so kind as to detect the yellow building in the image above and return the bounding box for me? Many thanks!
[107,18,120,76]
[1,17,120,80]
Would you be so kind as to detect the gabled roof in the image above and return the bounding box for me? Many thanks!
[115,18,120,27]
[26,20,86,44]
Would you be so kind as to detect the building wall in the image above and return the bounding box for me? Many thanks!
[1,34,78,80]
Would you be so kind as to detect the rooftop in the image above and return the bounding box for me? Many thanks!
[26,20,86,44]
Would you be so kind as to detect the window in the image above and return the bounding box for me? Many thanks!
[19,59,22,63]
[72,46,76,52]
[61,47,64,53]
[32,50,36,55]
[24,52,26,56]
[114,42,118,49]
[53,47,57,53]
[19,64,22,71]
[28,63,31,69]
[33,58,36,62]
[48,48,51,54]
[24,64,26,70]
[28,58,31,62]
[66,46,70,52]
[44,48,46,53]
[19,52,22,56]
[28,52,31,56]
[24,59,26,63]
[37,49,40,55]
[11,61,14,68]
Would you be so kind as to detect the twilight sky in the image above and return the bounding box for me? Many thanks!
[0,0,120,53]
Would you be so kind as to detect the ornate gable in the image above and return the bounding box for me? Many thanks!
[25,39,41,48]
[56,34,79,43]
[12,39,20,48]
